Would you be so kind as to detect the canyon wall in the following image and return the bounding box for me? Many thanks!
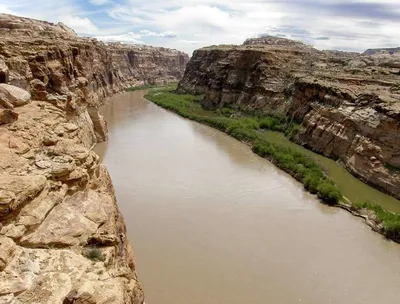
[178,36,400,200]
[0,14,189,303]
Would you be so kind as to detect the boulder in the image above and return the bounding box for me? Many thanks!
[20,190,110,247]
[0,84,31,108]
[0,174,47,216]
[0,109,18,125]
[0,134,30,154]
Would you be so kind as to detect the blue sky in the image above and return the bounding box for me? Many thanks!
[1,0,400,54]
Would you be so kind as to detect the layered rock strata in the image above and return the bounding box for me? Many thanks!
[0,14,189,303]
[178,36,400,199]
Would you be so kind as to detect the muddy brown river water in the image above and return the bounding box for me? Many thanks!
[95,91,400,304]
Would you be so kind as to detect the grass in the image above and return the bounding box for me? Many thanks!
[126,82,178,92]
[353,202,400,241]
[144,85,400,241]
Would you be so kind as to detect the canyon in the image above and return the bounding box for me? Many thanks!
[1,12,400,304]
[178,36,400,200]
[0,14,188,303]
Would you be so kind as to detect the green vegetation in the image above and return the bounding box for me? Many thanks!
[144,85,400,241]
[258,130,400,213]
[145,86,341,205]
[252,140,342,205]
[126,84,157,91]
[353,202,400,240]
[83,247,104,261]
[126,82,178,92]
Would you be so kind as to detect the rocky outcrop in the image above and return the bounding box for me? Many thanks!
[178,36,400,200]
[0,13,189,146]
[0,13,189,303]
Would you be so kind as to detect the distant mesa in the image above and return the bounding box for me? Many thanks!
[363,47,400,56]
[243,35,307,47]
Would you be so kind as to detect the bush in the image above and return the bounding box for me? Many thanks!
[293,164,307,179]
[303,172,321,194]
[227,118,259,131]
[259,117,283,131]
[274,151,296,171]
[317,182,342,205]
[228,127,258,141]
[83,247,104,261]
[252,140,271,157]
[224,118,259,141]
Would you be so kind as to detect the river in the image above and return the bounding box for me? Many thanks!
[95,91,400,304]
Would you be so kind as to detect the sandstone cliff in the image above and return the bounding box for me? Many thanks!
[0,14,189,303]
[178,36,400,200]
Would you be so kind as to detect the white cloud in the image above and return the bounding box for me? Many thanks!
[103,0,399,54]
[0,4,17,15]
[139,30,177,38]
[177,40,201,44]
[59,16,98,35]
[2,0,400,55]
[95,28,178,44]
[95,32,143,44]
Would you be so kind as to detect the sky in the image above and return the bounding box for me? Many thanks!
[1,0,400,55]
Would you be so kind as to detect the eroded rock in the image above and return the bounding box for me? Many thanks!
[0,236,16,271]
[0,109,18,125]
[0,174,46,216]
[0,84,31,108]
[20,190,110,247]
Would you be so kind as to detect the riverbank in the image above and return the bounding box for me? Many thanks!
[145,85,400,243]
[95,90,400,303]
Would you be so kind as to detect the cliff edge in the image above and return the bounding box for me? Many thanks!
[0,14,189,303]
[178,36,400,200]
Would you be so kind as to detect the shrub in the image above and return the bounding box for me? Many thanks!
[303,172,321,194]
[293,164,307,179]
[317,182,342,205]
[383,221,400,240]
[225,118,259,141]
[83,247,104,261]
[228,127,257,141]
[274,151,296,171]
[259,117,283,131]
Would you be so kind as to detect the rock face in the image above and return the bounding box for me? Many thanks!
[0,14,189,303]
[178,36,400,200]
[0,13,189,145]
